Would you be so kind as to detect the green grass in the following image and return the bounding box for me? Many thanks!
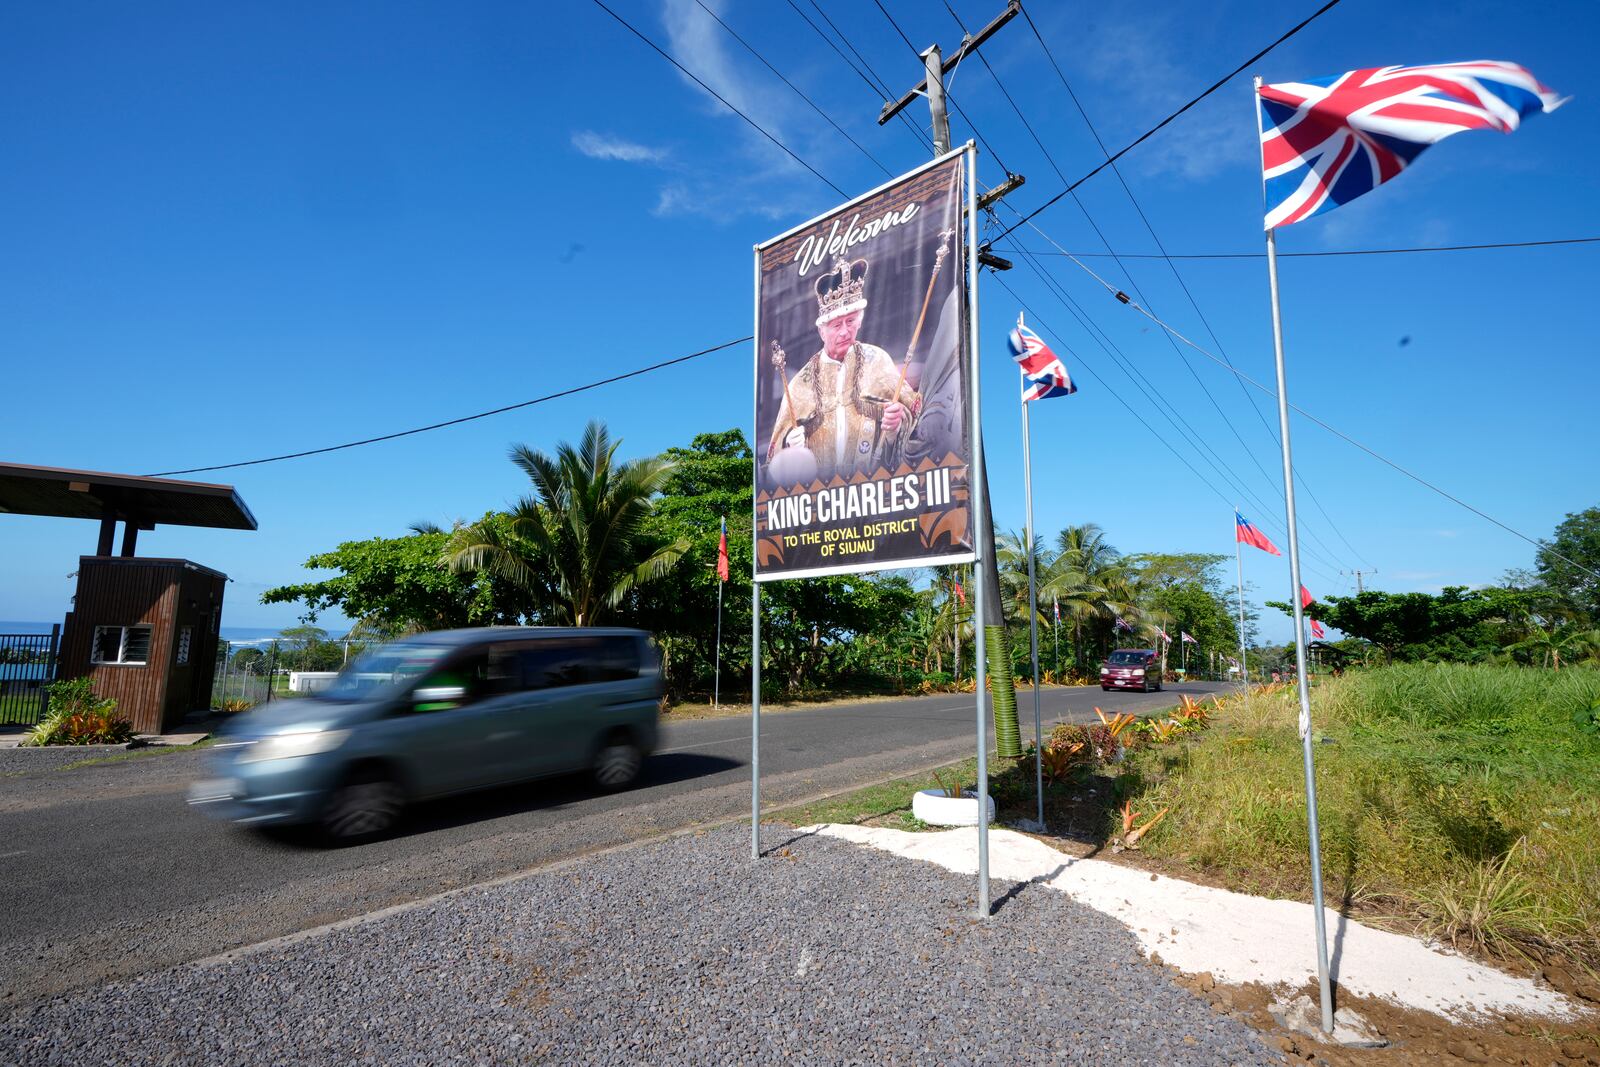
[56,737,215,770]
[1121,664,1600,970]
[771,755,993,832]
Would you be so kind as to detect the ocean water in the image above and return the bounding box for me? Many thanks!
[0,621,347,647]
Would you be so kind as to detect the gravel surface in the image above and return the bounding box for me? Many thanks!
[0,743,134,773]
[1,826,1275,1066]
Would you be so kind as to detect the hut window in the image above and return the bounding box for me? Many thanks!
[92,625,153,666]
[176,627,193,666]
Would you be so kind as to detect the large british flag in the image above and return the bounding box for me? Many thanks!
[1258,61,1563,229]
[1008,318,1077,402]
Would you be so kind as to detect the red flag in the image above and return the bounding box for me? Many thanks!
[1235,512,1282,556]
[953,580,966,606]
[1300,585,1325,638]
[716,519,729,583]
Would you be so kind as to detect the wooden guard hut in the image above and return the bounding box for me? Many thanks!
[0,463,257,734]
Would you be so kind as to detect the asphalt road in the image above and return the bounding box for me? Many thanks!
[0,680,1230,1010]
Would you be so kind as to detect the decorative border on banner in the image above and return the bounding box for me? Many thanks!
[754,144,972,253]
[754,549,975,584]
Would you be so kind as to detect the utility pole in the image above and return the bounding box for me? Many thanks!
[880,0,1025,760]
[1342,569,1375,594]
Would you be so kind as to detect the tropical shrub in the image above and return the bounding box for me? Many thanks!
[23,678,134,746]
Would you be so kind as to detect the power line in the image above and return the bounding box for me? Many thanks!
[782,0,934,152]
[588,0,847,198]
[146,337,750,478]
[927,0,1351,571]
[1018,244,1600,582]
[867,0,1014,173]
[691,0,893,178]
[1003,236,1347,583]
[987,0,1345,246]
[1015,2,1367,568]
[1024,236,1600,259]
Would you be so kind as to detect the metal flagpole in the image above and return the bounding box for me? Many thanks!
[1258,73,1335,1037]
[1235,521,1251,704]
[714,516,725,709]
[1052,600,1060,684]
[965,145,991,918]
[1021,363,1044,829]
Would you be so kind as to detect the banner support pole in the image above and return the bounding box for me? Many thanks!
[750,248,762,864]
[965,146,991,918]
[1020,370,1043,829]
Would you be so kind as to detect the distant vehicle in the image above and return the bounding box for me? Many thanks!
[1100,648,1161,693]
[188,627,661,842]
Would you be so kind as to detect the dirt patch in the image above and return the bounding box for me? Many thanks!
[1162,971,1600,1066]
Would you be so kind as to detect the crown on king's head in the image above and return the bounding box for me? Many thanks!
[815,256,869,325]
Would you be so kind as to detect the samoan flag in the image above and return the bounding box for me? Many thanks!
[1258,61,1563,229]
[1008,319,1077,402]
[1235,512,1282,556]
[1300,585,1326,639]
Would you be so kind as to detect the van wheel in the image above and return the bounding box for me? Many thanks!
[594,734,644,790]
[321,768,404,843]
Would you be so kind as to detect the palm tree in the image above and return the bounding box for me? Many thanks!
[1039,523,1139,671]
[444,421,688,626]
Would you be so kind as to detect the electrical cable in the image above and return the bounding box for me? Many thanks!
[1002,235,1347,583]
[588,0,848,198]
[1010,242,1600,582]
[782,0,934,152]
[1014,1,1369,567]
[1020,236,1600,259]
[987,0,1345,246]
[692,0,894,178]
[146,337,750,478]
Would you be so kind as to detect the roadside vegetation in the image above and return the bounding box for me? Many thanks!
[21,678,135,746]
[778,664,1600,981]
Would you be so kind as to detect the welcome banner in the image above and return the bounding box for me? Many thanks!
[753,150,975,581]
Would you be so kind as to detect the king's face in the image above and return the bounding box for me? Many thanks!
[818,310,863,360]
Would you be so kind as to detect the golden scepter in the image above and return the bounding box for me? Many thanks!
[892,227,955,406]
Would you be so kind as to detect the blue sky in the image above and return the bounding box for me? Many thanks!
[3,0,1596,643]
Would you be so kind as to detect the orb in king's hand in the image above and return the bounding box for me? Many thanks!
[767,446,818,489]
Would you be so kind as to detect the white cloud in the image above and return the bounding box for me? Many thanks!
[571,131,668,164]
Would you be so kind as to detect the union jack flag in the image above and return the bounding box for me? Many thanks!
[1053,596,1061,624]
[1180,631,1197,644]
[1114,616,1133,632]
[1258,61,1563,229]
[1008,318,1077,402]
[1235,512,1282,557]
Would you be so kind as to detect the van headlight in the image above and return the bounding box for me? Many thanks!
[238,729,350,764]
[1132,668,1145,677]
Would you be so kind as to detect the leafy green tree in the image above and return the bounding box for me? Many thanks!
[1269,587,1532,663]
[262,527,521,632]
[445,421,687,626]
[1536,506,1600,625]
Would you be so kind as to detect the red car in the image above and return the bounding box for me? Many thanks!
[1101,648,1161,693]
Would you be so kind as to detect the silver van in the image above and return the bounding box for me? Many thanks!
[188,627,661,841]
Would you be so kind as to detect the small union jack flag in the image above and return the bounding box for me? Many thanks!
[1053,596,1061,624]
[1114,616,1133,632]
[1008,317,1077,402]
[1235,512,1282,556]
[1180,631,1197,644]
[1258,61,1563,229]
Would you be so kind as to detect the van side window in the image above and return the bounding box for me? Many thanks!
[517,636,640,689]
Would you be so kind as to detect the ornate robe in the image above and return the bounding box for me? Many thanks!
[768,342,917,483]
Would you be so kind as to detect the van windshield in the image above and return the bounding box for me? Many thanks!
[1106,651,1152,666]
[317,642,452,701]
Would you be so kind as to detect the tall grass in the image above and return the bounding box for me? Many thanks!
[1122,664,1600,967]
